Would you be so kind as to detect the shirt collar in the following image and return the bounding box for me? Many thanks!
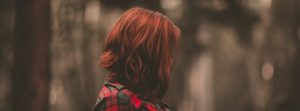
[104,80,126,90]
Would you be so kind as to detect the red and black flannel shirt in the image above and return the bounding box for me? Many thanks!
[93,81,170,111]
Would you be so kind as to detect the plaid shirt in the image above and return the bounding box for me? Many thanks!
[93,81,170,111]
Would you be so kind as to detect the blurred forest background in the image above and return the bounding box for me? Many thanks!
[0,0,300,111]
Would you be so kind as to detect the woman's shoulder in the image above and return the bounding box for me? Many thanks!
[93,81,138,110]
[93,81,170,111]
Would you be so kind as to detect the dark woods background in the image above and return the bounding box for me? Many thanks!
[0,0,300,111]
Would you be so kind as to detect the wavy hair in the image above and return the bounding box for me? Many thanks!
[99,7,180,100]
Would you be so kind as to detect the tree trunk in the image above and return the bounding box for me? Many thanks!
[266,0,300,110]
[0,0,14,111]
[11,0,51,111]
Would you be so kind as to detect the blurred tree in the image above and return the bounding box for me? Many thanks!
[170,0,202,110]
[176,0,259,111]
[11,0,51,111]
[50,0,103,111]
[0,0,14,111]
[265,0,300,110]
[99,0,161,11]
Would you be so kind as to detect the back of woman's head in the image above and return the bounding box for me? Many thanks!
[99,7,180,100]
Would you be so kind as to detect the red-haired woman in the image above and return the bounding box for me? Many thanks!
[93,7,180,111]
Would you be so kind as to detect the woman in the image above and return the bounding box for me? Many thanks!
[93,7,180,111]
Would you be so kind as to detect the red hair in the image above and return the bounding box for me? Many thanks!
[99,7,180,100]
